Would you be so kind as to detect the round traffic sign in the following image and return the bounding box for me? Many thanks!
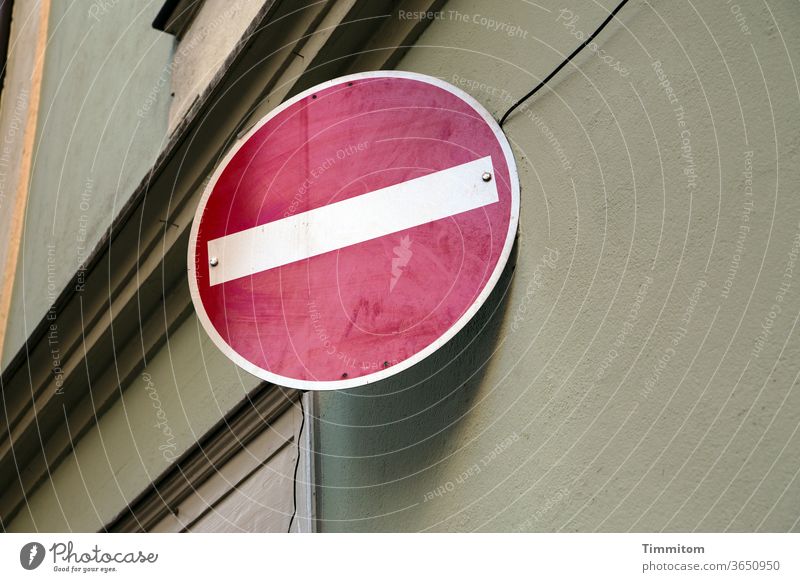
[188,71,519,390]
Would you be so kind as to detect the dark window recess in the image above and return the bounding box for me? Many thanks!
[153,0,204,38]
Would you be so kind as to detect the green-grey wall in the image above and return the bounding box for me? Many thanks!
[315,0,800,531]
[8,312,262,531]
[2,0,174,365]
[4,0,283,532]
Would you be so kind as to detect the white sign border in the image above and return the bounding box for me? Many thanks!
[187,70,521,391]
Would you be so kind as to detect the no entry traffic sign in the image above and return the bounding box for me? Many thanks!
[188,71,519,390]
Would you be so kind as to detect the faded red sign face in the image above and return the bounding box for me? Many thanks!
[188,71,519,390]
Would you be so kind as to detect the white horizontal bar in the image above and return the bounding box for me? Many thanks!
[207,156,497,285]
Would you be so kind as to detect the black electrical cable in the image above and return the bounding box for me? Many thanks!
[498,0,630,127]
[287,391,306,533]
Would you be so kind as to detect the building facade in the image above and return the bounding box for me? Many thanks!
[1,0,799,532]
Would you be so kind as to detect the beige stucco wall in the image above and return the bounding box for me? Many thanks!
[315,0,800,531]
[165,0,269,132]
